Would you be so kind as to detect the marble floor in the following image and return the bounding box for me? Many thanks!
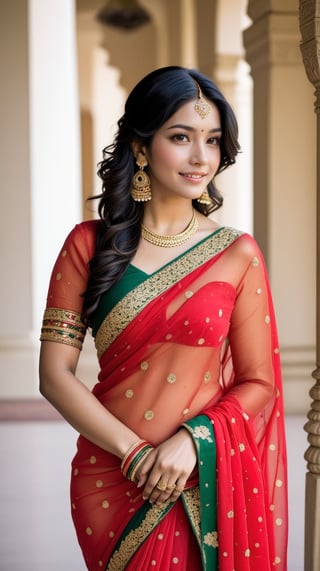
[0,415,307,570]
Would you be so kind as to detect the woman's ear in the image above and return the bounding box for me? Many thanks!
[131,141,147,163]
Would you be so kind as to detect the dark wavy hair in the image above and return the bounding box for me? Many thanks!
[82,66,240,327]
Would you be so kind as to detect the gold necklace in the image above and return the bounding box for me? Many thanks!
[141,210,199,248]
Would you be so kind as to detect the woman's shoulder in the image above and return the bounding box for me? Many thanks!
[64,219,101,259]
[221,226,264,262]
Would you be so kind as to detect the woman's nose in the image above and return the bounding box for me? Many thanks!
[190,143,207,165]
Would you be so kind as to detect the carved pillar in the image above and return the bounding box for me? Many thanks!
[244,1,316,420]
[299,2,320,569]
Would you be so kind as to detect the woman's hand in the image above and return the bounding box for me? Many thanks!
[135,428,197,505]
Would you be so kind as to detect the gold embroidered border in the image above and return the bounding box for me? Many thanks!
[182,487,201,547]
[106,502,172,571]
[40,307,86,350]
[95,227,242,358]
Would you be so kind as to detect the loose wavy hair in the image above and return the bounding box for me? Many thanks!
[82,66,240,327]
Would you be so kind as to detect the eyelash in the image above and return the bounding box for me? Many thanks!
[170,134,221,145]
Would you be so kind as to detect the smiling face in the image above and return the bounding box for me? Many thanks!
[140,98,222,203]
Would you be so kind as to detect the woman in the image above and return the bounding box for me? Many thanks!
[39,66,288,570]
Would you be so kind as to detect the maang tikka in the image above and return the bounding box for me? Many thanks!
[131,157,151,202]
[193,80,211,119]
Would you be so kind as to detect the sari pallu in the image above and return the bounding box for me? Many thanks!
[40,221,288,570]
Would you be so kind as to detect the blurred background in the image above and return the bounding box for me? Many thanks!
[0,1,317,570]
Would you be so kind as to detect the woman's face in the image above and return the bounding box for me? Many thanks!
[144,98,222,202]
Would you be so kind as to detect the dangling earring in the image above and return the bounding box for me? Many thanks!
[131,157,151,202]
[197,188,211,206]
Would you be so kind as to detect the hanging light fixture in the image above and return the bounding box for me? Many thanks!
[96,0,151,31]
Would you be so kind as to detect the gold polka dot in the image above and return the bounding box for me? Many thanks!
[109,531,115,538]
[218,309,223,317]
[255,543,260,548]
[157,533,164,540]
[274,347,280,354]
[185,290,193,299]
[274,556,281,564]
[258,516,263,522]
[275,479,283,487]
[276,518,283,526]
[56,273,62,280]
[231,418,236,424]
[230,449,235,456]
[269,444,276,451]
[244,548,251,557]
[198,338,205,345]
[96,480,103,488]
[184,320,189,326]
[62,250,67,257]
[141,361,149,371]
[227,510,234,518]
[102,500,109,509]
[86,527,92,535]
[72,503,76,510]
[265,315,271,324]
[175,531,180,536]
[256,288,262,294]
[144,410,154,420]
[253,488,258,494]
[205,317,210,323]
[252,256,260,267]
[74,468,79,476]
[90,456,96,464]
[165,333,173,340]
[125,389,134,398]
[167,373,176,384]
[98,562,103,567]
[239,443,245,452]
[204,371,211,383]
[222,552,228,557]
[151,561,156,567]
[172,557,179,564]
[270,504,275,511]
[183,408,189,415]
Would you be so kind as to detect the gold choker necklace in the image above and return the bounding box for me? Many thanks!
[141,211,199,248]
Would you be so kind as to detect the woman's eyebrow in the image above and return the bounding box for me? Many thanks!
[166,123,222,133]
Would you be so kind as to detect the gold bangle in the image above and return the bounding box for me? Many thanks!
[129,448,153,483]
[120,439,146,472]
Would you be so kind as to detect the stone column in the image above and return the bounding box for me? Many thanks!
[299,2,320,568]
[0,0,81,398]
[244,0,316,414]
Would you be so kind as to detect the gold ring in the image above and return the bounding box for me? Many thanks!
[156,481,167,491]
[166,483,176,491]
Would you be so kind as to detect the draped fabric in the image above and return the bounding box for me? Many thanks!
[40,220,288,570]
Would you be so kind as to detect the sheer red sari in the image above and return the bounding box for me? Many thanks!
[41,220,288,570]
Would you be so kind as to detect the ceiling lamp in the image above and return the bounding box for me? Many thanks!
[96,0,151,31]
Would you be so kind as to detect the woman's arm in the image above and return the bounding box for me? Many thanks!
[39,340,140,459]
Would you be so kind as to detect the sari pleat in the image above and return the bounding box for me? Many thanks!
[41,220,288,570]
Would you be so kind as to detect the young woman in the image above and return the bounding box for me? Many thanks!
[39,66,288,570]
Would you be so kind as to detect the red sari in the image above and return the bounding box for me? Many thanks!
[40,220,288,570]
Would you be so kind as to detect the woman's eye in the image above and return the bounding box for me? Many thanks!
[171,134,188,142]
[208,137,221,146]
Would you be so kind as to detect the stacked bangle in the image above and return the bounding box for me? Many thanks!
[121,440,154,483]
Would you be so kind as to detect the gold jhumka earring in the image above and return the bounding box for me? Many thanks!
[197,188,212,206]
[131,157,151,202]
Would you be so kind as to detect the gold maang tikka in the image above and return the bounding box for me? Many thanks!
[194,81,211,119]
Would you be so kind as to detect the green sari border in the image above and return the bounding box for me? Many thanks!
[182,415,218,570]
[106,499,174,571]
[95,226,242,358]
